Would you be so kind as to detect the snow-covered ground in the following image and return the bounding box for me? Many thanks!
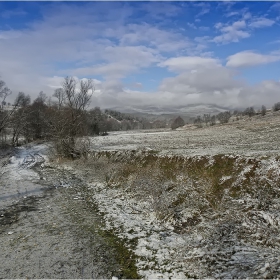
[67,112,280,278]
[2,111,280,278]
[0,144,49,208]
[90,112,280,157]
[73,151,280,279]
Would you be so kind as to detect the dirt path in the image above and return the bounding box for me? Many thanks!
[0,145,129,279]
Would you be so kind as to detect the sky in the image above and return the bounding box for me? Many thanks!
[0,1,280,111]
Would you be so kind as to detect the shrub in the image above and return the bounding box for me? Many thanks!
[171,116,185,130]
[261,105,266,116]
[273,102,280,111]
[217,111,231,124]
[243,107,255,117]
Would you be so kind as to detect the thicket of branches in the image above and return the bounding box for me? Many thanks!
[0,77,94,158]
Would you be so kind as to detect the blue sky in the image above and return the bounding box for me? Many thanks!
[0,1,280,110]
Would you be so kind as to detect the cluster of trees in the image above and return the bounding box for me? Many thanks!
[192,101,280,128]
[234,105,266,118]
[105,109,137,122]
[193,111,231,128]
[105,109,167,130]
[240,102,280,116]
[0,76,168,156]
[273,102,280,112]
[1,77,95,157]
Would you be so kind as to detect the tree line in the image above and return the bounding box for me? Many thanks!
[0,77,168,157]
[2,75,280,154]
[191,103,280,128]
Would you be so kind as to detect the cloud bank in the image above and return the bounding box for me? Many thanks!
[0,1,280,111]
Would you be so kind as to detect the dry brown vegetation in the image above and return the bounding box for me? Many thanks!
[63,147,280,278]
[84,150,278,215]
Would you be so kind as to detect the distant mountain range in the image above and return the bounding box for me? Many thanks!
[107,104,233,121]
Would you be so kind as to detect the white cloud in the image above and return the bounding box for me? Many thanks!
[139,2,181,18]
[159,56,220,72]
[194,2,210,18]
[270,3,280,11]
[187,22,197,29]
[159,66,241,94]
[268,39,280,45]
[226,11,240,17]
[68,45,161,79]
[218,1,236,11]
[1,2,280,111]
[0,3,185,101]
[119,23,191,53]
[226,51,280,67]
[213,12,274,45]
[0,9,27,19]
[213,20,250,44]
[243,12,252,20]
[249,18,275,28]
[44,59,280,110]
[238,80,280,107]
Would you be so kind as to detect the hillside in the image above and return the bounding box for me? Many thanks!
[109,103,232,121]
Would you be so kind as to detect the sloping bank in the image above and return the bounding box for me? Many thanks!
[64,149,280,279]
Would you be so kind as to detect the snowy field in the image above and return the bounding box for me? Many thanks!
[91,111,280,157]
[0,144,49,208]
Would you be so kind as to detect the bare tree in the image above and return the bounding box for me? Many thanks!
[203,114,211,126]
[261,105,266,116]
[243,107,255,117]
[0,79,12,137]
[11,92,31,146]
[63,77,93,111]
[273,102,280,112]
[0,79,12,108]
[210,115,216,126]
[217,111,231,124]
[194,115,203,128]
[53,88,65,110]
[51,76,94,158]
[0,80,25,145]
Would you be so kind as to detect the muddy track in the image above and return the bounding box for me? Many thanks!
[0,146,137,279]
